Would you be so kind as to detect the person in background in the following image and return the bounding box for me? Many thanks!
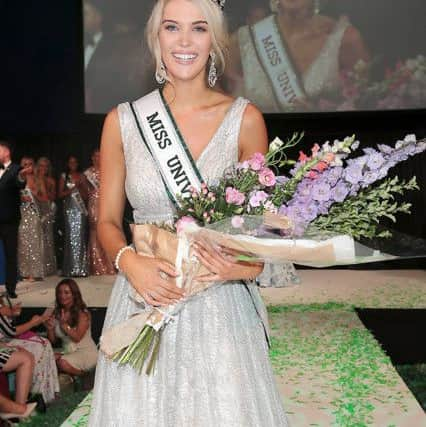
[84,149,115,275]
[18,157,45,282]
[0,140,32,298]
[45,279,98,378]
[0,297,59,403]
[34,157,57,276]
[58,156,89,277]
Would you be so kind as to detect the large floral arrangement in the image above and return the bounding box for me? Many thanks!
[177,133,425,240]
[101,133,426,374]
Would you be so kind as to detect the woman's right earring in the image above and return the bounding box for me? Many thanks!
[208,52,217,88]
[155,61,166,85]
[270,0,279,13]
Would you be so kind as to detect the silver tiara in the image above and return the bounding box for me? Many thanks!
[212,0,225,10]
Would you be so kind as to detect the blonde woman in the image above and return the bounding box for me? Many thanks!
[17,157,44,281]
[89,0,288,425]
[34,157,57,276]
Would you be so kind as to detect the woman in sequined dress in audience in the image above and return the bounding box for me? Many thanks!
[84,149,115,275]
[18,157,45,281]
[226,0,370,112]
[34,157,57,276]
[58,156,89,277]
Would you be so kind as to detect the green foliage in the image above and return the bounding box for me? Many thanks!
[307,176,419,239]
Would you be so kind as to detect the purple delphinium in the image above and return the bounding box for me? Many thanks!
[278,134,425,236]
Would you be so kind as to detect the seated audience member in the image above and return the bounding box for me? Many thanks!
[45,279,98,377]
[0,298,59,403]
[0,343,36,420]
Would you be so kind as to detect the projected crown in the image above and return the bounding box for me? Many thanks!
[212,0,225,10]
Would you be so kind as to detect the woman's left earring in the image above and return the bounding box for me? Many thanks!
[155,60,166,85]
[208,52,217,88]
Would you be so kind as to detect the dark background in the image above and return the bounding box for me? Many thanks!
[0,0,425,268]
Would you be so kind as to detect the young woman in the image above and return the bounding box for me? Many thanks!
[89,0,288,425]
[34,157,57,276]
[45,279,97,377]
[84,149,115,275]
[17,157,44,281]
[0,298,58,403]
[58,156,89,277]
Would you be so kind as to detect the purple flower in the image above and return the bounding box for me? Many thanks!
[333,182,350,202]
[377,144,393,154]
[295,180,312,199]
[225,187,245,205]
[324,167,343,186]
[258,168,276,187]
[366,152,385,170]
[344,164,364,184]
[237,160,250,170]
[312,182,332,202]
[249,190,268,207]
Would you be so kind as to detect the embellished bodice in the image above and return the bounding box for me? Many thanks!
[117,94,249,224]
[237,15,350,112]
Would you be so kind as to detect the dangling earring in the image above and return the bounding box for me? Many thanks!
[155,60,166,85]
[270,0,279,13]
[208,51,217,88]
[314,0,321,15]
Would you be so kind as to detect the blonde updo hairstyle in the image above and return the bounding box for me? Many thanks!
[146,0,228,85]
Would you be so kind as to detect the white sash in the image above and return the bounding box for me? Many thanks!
[250,15,305,108]
[130,90,203,206]
[71,190,88,216]
[84,169,99,190]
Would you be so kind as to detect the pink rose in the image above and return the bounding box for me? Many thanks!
[258,168,276,187]
[225,187,245,205]
[176,216,197,234]
[231,215,245,228]
[248,153,265,171]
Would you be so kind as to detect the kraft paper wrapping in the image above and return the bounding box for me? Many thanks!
[100,224,355,358]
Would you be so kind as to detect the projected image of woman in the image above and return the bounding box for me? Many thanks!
[227,0,369,112]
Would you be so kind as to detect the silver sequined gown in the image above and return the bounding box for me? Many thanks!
[18,188,44,278]
[39,200,57,276]
[62,176,89,277]
[89,95,288,426]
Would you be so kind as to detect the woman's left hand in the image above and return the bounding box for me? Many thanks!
[193,241,263,283]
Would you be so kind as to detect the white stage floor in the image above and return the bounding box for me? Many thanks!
[16,269,426,309]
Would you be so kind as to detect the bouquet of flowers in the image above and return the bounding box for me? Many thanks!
[308,55,426,112]
[100,133,426,374]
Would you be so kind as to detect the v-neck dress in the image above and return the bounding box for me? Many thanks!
[88,93,288,427]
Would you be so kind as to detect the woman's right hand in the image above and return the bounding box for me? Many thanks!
[121,251,184,307]
[44,316,55,331]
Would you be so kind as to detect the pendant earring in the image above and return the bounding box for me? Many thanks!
[155,60,166,85]
[208,51,217,88]
[270,0,279,13]
[314,0,321,15]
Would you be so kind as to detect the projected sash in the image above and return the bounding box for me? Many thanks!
[130,90,204,207]
[250,15,305,109]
